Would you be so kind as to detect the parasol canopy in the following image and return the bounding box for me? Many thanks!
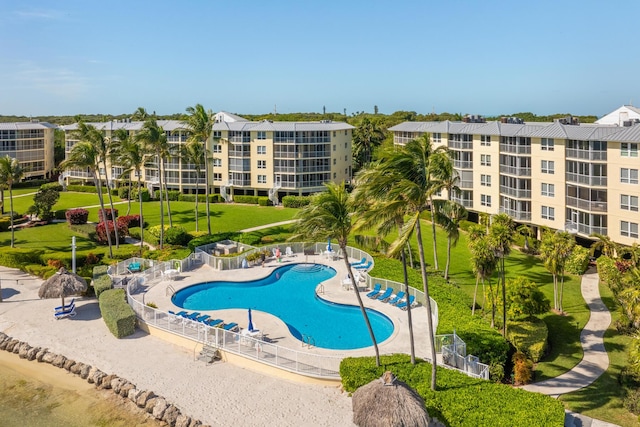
[352,371,437,427]
[248,308,255,332]
[38,267,87,308]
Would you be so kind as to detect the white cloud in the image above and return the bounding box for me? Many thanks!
[6,62,90,98]
[14,8,66,20]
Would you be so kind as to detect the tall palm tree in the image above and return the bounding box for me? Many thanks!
[0,155,24,249]
[180,140,206,232]
[541,231,575,312]
[468,235,497,317]
[291,182,381,366]
[185,104,215,235]
[354,162,416,364]
[352,117,385,170]
[433,199,468,280]
[112,128,149,256]
[61,141,113,257]
[488,213,515,336]
[374,137,441,390]
[136,117,168,249]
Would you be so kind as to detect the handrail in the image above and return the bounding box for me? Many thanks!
[166,284,175,296]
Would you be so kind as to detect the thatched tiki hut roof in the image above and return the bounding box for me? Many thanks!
[352,371,436,427]
[38,267,87,307]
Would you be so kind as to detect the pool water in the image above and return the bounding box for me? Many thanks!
[171,264,394,350]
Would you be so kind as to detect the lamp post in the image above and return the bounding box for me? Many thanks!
[71,236,77,273]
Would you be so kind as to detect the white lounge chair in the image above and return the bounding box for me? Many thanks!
[285,247,294,257]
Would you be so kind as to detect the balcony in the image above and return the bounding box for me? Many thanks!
[499,144,531,155]
[228,150,251,158]
[453,160,473,169]
[499,207,532,221]
[459,179,473,189]
[566,149,607,161]
[499,165,531,176]
[451,196,473,208]
[565,196,607,212]
[565,173,607,186]
[499,186,531,199]
[448,141,473,150]
[577,224,607,236]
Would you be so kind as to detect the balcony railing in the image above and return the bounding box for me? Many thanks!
[577,224,607,236]
[499,207,532,221]
[459,180,473,189]
[566,196,608,212]
[499,186,531,199]
[451,196,473,208]
[448,141,473,150]
[453,160,473,169]
[566,149,607,161]
[499,144,531,154]
[499,165,531,176]
[565,173,607,186]
[228,150,252,158]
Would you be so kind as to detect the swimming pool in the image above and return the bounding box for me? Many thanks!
[171,263,394,350]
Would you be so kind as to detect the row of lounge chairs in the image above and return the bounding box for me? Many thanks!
[169,310,239,331]
[350,257,373,271]
[365,285,417,310]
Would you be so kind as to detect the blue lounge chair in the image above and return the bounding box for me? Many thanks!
[223,322,239,331]
[196,314,211,323]
[350,257,366,266]
[55,304,76,319]
[185,312,201,320]
[365,284,382,298]
[127,262,142,273]
[206,318,223,327]
[387,291,406,306]
[397,295,416,310]
[355,261,372,271]
[55,298,75,311]
[376,288,393,302]
[169,310,188,317]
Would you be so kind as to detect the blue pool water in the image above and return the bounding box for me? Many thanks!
[171,263,394,350]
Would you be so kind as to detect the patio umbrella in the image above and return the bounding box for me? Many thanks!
[352,371,438,427]
[327,238,332,252]
[38,267,87,308]
[248,308,255,332]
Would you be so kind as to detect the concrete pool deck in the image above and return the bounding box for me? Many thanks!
[139,253,434,362]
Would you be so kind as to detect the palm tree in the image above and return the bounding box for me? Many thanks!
[590,233,619,259]
[0,155,24,249]
[180,140,206,232]
[112,128,149,256]
[541,231,576,313]
[517,224,535,252]
[61,141,113,257]
[136,117,168,249]
[433,200,468,280]
[351,117,385,170]
[291,181,381,367]
[131,107,149,121]
[185,104,215,235]
[488,213,515,336]
[468,235,497,317]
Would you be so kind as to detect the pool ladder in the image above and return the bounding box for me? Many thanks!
[166,284,175,296]
[302,334,315,349]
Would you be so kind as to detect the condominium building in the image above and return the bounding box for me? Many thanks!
[62,112,354,202]
[389,113,640,246]
[0,121,56,179]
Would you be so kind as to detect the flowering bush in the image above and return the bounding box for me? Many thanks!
[65,208,89,225]
[117,214,141,228]
[98,208,119,222]
[95,221,128,244]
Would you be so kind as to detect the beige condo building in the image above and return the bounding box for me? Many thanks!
[389,113,640,246]
[0,121,56,179]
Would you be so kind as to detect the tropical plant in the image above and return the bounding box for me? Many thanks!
[504,277,550,319]
[488,213,515,336]
[468,229,497,317]
[620,269,640,329]
[30,187,60,221]
[0,155,24,249]
[351,117,385,170]
[517,224,535,253]
[184,104,215,235]
[590,232,619,258]
[291,181,380,366]
[433,199,468,280]
[540,230,575,313]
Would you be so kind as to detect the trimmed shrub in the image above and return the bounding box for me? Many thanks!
[24,263,57,278]
[282,195,311,208]
[95,221,128,244]
[92,265,112,298]
[624,388,640,415]
[98,208,119,222]
[14,179,47,189]
[66,184,108,193]
[209,194,222,203]
[98,289,136,338]
[234,195,259,204]
[118,186,130,199]
[164,226,192,246]
[507,318,548,362]
[597,256,622,292]
[130,187,150,202]
[0,248,44,268]
[258,196,272,206]
[566,245,590,275]
[65,208,89,225]
[512,351,534,385]
[40,182,63,191]
[117,214,141,229]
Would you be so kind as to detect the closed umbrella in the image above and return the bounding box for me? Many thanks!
[38,267,87,308]
[248,308,255,332]
[327,238,333,252]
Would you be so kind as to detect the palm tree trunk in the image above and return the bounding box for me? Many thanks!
[343,249,380,366]
[407,241,414,269]
[103,163,120,249]
[559,271,565,313]
[137,173,144,257]
[445,235,452,280]
[163,158,173,228]
[553,275,558,311]
[430,197,439,270]
[472,275,480,316]
[488,278,496,328]
[157,153,164,250]
[194,169,200,232]
[94,174,113,258]
[205,156,211,235]
[9,186,14,248]
[415,220,438,391]
[1,189,5,214]
[481,277,486,314]
[502,257,507,337]
[401,248,416,364]
[126,180,132,216]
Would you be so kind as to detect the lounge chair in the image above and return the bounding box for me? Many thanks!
[397,295,416,310]
[365,284,382,298]
[376,288,393,302]
[185,312,201,320]
[55,298,75,312]
[355,261,373,271]
[285,247,294,257]
[223,322,239,331]
[169,310,188,317]
[350,257,366,266]
[195,314,211,323]
[206,318,223,327]
[54,304,76,319]
[387,291,406,306]
[127,262,142,273]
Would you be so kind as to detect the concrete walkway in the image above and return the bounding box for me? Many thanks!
[523,268,618,426]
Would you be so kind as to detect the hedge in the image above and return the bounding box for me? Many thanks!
[258,196,272,206]
[66,184,108,193]
[233,195,259,204]
[507,318,548,362]
[98,289,136,338]
[0,248,44,268]
[66,208,89,225]
[14,179,48,189]
[340,354,565,427]
[130,187,150,202]
[566,245,590,276]
[597,256,622,292]
[282,195,311,208]
[92,265,112,298]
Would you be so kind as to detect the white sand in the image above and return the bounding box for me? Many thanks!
[0,266,354,426]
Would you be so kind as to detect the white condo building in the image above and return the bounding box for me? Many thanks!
[0,121,56,179]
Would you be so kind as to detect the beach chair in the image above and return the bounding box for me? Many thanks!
[206,318,223,327]
[285,247,294,257]
[365,284,382,298]
[54,303,76,319]
[55,298,75,312]
[127,262,142,274]
[350,257,366,267]
[223,322,239,331]
[196,314,211,323]
[375,288,393,302]
[387,291,406,306]
[185,312,201,320]
[355,261,373,271]
[397,295,416,310]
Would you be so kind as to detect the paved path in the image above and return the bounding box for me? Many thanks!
[240,219,298,233]
[523,268,618,426]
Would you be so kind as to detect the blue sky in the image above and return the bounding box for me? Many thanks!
[1,0,639,118]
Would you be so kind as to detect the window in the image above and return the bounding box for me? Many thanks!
[621,221,639,238]
[345,142,347,148]
[257,160,266,169]
[432,133,441,143]
[212,144,222,153]
[213,173,222,181]
[345,155,348,161]
[213,131,221,138]
[480,135,491,146]
[541,138,554,151]
[333,172,337,179]
[541,183,555,197]
[541,160,554,174]
[621,168,639,184]
[480,154,491,166]
[333,131,336,137]
[480,194,491,207]
[333,158,336,165]
[257,131,266,140]
[541,206,555,220]
[621,142,638,157]
[480,174,491,187]
[257,145,266,154]
[333,144,336,152]
[344,130,347,135]
[621,194,639,211]
[257,175,267,184]
[212,158,222,167]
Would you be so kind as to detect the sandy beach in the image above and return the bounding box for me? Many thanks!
[0,266,355,426]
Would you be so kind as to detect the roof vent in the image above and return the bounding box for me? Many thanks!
[463,115,486,123]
